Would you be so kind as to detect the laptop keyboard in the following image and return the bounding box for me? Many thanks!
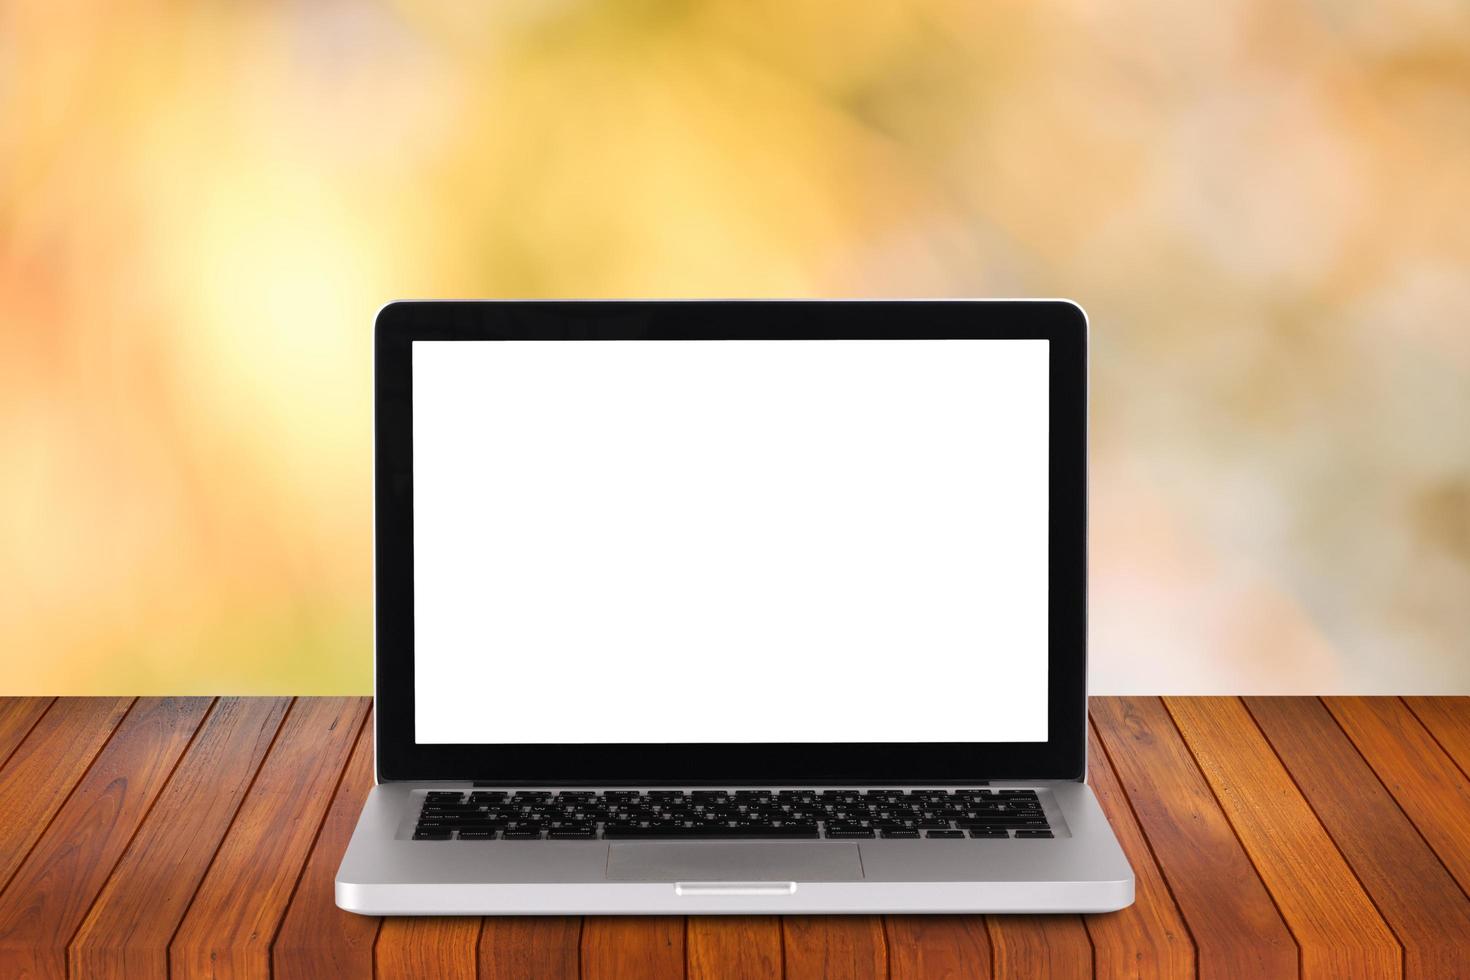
[412,788,1052,840]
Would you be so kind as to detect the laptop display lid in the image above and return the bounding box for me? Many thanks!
[374,300,1087,784]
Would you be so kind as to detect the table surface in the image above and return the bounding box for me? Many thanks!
[0,697,1467,978]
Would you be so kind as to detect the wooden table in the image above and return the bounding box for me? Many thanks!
[0,697,1467,978]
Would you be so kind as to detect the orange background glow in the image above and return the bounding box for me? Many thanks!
[3,0,1467,693]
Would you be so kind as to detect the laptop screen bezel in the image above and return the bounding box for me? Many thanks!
[374,300,1087,783]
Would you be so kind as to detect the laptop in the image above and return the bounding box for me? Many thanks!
[336,299,1134,914]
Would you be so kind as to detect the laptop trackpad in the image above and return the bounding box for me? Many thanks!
[605,842,864,881]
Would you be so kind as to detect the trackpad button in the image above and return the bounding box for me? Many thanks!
[605,842,864,881]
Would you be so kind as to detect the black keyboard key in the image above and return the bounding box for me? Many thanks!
[881,829,920,839]
[925,830,965,839]
[413,829,452,840]
[548,828,597,839]
[1014,830,1054,838]
[457,830,496,840]
[502,829,542,840]
[969,829,1009,838]
[468,791,507,802]
[427,822,505,833]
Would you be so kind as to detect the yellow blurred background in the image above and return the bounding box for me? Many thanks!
[2,0,1468,694]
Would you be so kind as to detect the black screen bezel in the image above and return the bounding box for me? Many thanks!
[375,300,1088,784]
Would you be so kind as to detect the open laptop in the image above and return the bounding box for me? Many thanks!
[336,299,1134,914]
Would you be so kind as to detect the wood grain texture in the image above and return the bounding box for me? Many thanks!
[271,710,379,980]
[1402,696,1470,776]
[581,917,685,980]
[687,915,783,979]
[169,697,368,979]
[987,916,1093,980]
[1247,696,1470,979]
[1091,696,1297,980]
[0,697,1466,978]
[1166,697,1401,979]
[376,917,480,980]
[70,697,290,979]
[479,918,581,980]
[1325,696,1470,896]
[0,698,210,980]
[0,697,134,890]
[0,698,54,769]
[886,916,992,979]
[783,916,887,979]
[1083,720,1195,980]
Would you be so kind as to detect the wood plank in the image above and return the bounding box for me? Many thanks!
[169,696,368,979]
[1248,696,1470,978]
[987,916,1092,979]
[375,917,480,980]
[886,915,991,979]
[1091,696,1297,979]
[0,697,54,769]
[0,698,210,980]
[70,697,290,979]
[783,915,887,979]
[272,710,379,980]
[1083,718,1195,979]
[0,695,1451,978]
[1402,696,1470,776]
[1166,697,1401,978]
[687,915,783,979]
[0,697,134,889]
[1325,696,1470,896]
[581,917,685,979]
[478,918,581,980]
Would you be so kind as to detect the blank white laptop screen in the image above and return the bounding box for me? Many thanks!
[412,339,1049,744]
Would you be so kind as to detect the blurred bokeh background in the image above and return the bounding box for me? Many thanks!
[2,0,1467,694]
